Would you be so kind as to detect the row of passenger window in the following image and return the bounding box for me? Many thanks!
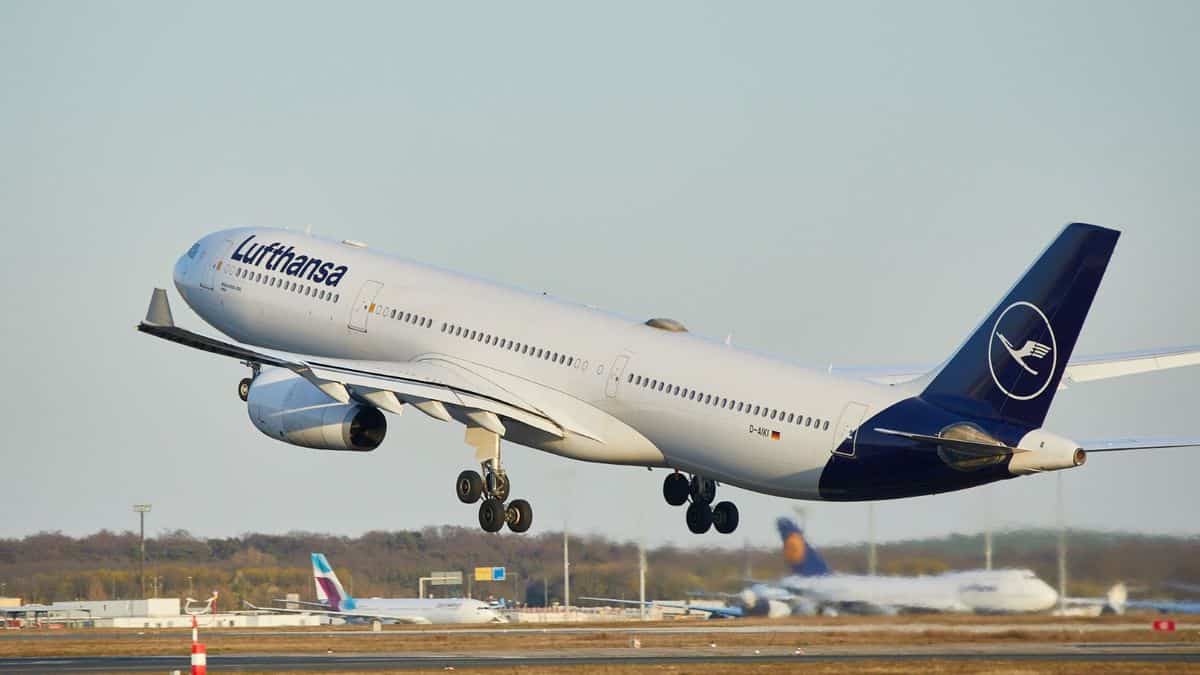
[232,265,340,303]
[627,372,830,431]
[441,322,584,369]
[371,303,434,329]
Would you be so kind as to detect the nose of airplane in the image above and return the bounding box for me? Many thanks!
[1042,581,1060,609]
[173,251,193,297]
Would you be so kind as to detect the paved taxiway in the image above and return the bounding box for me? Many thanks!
[0,644,1197,672]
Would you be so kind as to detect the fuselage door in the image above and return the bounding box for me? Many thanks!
[831,401,869,457]
[606,354,631,398]
[349,280,384,333]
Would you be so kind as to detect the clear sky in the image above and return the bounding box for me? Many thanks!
[2,1,1198,551]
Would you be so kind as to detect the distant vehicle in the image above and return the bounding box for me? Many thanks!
[246,554,504,624]
[742,518,1060,615]
[144,223,1200,535]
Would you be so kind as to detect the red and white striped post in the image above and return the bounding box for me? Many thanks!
[190,614,207,675]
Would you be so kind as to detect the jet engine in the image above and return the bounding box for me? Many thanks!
[246,367,386,451]
[1009,428,1086,475]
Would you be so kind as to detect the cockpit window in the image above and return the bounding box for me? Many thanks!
[186,243,201,259]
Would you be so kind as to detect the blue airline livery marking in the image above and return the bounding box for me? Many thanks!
[231,235,349,287]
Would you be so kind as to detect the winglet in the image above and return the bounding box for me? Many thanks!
[144,288,175,327]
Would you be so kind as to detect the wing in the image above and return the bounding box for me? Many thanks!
[243,602,432,624]
[137,289,578,440]
[578,597,743,618]
[831,345,1200,387]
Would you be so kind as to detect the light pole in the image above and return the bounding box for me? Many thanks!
[133,504,151,598]
[187,576,194,598]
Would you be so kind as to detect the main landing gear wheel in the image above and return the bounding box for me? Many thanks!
[689,475,716,505]
[506,499,533,533]
[456,470,484,504]
[712,501,739,534]
[237,378,252,402]
[686,501,713,534]
[478,498,506,533]
[663,473,689,506]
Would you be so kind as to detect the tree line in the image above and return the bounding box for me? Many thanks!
[0,527,1196,608]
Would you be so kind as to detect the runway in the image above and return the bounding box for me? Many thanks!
[6,620,1196,641]
[1,644,1197,672]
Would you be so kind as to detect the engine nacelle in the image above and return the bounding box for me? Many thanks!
[247,367,386,451]
[1009,428,1086,475]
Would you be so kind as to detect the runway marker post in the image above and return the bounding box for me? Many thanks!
[190,614,207,675]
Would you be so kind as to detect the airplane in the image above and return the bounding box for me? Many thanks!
[246,554,504,624]
[141,222,1200,534]
[588,516,1059,617]
[741,518,1060,614]
[1065,582,1200,616]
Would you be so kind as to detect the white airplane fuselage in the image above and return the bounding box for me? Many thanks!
[767,569,1059,614]
[351,597,503,624]
[173,227,908,500]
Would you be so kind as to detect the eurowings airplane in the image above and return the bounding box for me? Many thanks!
[247,554,503,624]
[743,518,1059,615]
[141,223,1200,535]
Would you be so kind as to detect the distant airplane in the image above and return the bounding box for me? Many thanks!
[246,554,504,624]
[1066,582,1200,616]
[142,223,1200,535]
[741,518,1060,615]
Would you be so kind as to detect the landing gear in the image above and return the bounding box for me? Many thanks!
[664,471,738,534]
[456,470,484,504]
[663,472,689,506]
[461,427,533,533]
[506,499,533,533]
[689,475,717,505]
[238,377,252,402]
[478,498,505,533]
[712,501,739,534]
[686,501,713,534]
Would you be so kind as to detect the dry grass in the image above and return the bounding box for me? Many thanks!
[185,663,1200,675]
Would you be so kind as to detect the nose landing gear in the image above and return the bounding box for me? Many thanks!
[662,471,738,534]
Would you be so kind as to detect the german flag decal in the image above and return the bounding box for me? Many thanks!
[771,430,781,441]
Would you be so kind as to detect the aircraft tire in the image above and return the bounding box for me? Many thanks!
[506,499,533,533]
[686,501,713,534]
[712,501,739,534]
[479,498,506,533]
[456,470,484,504]
[663,473,689,506]
[238,378,252,402]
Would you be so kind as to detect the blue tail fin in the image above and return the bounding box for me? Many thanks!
[776,517,831,576]
[921,223,1119,429]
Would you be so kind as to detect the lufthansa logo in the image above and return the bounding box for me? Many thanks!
[988,301,1056,400]
[783,532,807,566]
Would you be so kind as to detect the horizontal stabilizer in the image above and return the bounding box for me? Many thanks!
[875,427,1026,457]
[1081,437,1200,453]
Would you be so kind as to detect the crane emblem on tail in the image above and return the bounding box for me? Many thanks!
[997,333,1052,375]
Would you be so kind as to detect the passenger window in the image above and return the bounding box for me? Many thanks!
[823,420,830,431]
[568,357,574,366]
[787,413,795,423]
[805,417,812,427]
[770,410,777,420]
